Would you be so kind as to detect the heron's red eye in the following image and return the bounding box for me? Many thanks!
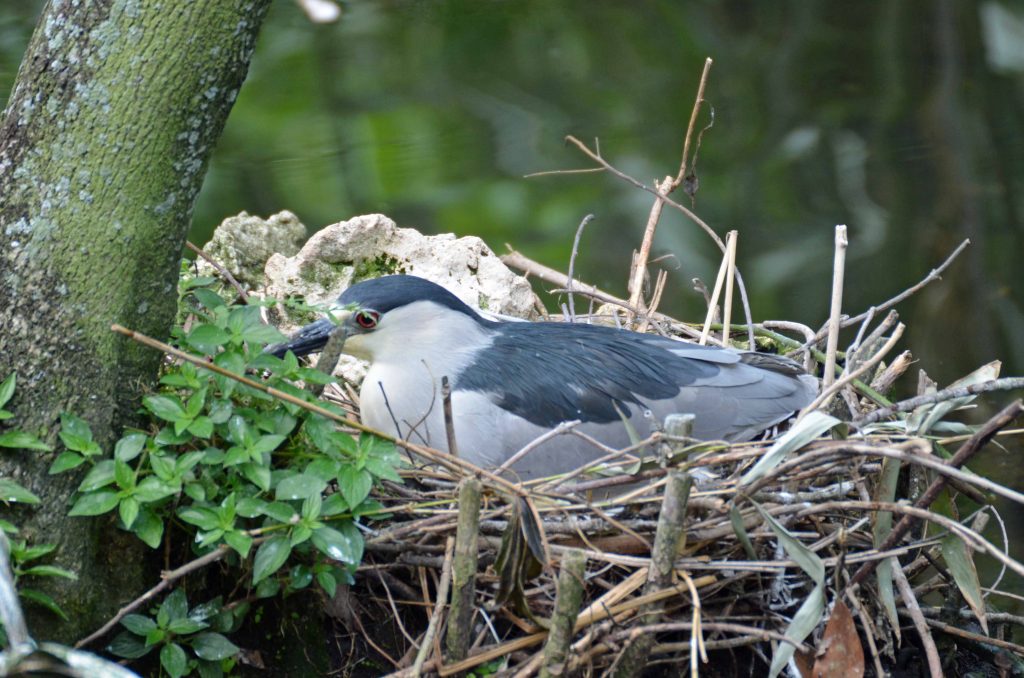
[355,310,379,329]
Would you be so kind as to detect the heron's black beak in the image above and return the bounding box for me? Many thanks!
[265,311,352,358]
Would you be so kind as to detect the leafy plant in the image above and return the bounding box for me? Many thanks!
[43,271,404,669]
[108,589,240,678]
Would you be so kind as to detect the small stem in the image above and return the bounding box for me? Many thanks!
[822,225,848,388]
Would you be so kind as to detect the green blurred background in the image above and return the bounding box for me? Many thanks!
[3,0,1024,579]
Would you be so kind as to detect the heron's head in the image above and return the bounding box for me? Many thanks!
[268,275,494,362]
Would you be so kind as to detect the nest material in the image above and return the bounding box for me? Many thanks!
[334,388,1024,677]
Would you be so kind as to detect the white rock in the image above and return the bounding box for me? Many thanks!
[263,214,542,385]
[197,211,306,288]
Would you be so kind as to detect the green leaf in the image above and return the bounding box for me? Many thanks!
[149,453,177,481]
[240,463,271,492]
[122,614,158,636]
[0,478,40,504]
[161,588,189,623]
[321,493,348,517]
[262,501,298,524]
[364,455,403,482]
[337,466,373,510]
[114,459,136,491]
[317,570,337,597]
[0,373,15,409]
[144,395,186,423]
[114,433,148,462]
[60,412,93,443]
[119,496,140,529]
[19,588,70,620]
[252,536,292,585]
[753,502,825,678]
[275,472,326,501]
[192,287,226,310]
[187,324,231,353]
[740,411,840,486]
[241,322,288,345]
[250,434,287,457]
[48,451,86,475]
[78,460,116,491]
[311,523,363,565]
[0,430,52,451]
[108,630,153,659]
[236,497,265,518]
[224,530,253,558]
[302,494,323,521]
[161,642,188,678]
[167,617,208,635]
[290,524,312,547]
[68,490,120,516]
[179,507,220,531]
[190,632,240,661]
[19,564,77,580]
[188,416,214,439]
[132,508,165,549]
[942,534,988,634]
[134,476,179,503]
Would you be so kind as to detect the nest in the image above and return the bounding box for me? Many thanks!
[340,388,1023,677]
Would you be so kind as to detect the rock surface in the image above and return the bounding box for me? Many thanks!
[197,211,307,288]
[263,213,540,329]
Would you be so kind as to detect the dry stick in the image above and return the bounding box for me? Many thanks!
[811,238,970,344]
[628,176,672,316]
[411,537,455,678]
[538,549,588,678]
[698,236,732,346]
[445,479,482,663]
[721,230,738,345]
[627,58,711,313]
[675,57,714,187]
[799,322,905,417]
[309,325,349,397]
[441,376,459,459]
[0,534,30,650]
[185,240,250,304]
[501,249,704,341]
[563,135,756,349]
[822,225,848,388]
[854,377,1024,426]
[110,324,530,498]
[892,561,943,677]
[566,214,595,321]
[609,472,692,678]
[847,399,1024,591]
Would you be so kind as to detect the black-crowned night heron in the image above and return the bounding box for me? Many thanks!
[270,275,817,480]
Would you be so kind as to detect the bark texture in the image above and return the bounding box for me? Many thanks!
[0,0,270,641]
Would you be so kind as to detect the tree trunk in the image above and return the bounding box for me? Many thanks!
[0,0,270,642]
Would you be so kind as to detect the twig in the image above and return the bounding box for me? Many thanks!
[721,230,738,346]
[854,377,1024,426]
[310,324,348,397]
[822,225,848,388]
[892,560,942,677]
[495,420,581,476]
[675,57,713,187]
[441,376,458,459]
[699,235,732,346]
[539,549,587,678]
[628,176,671,315]
[564,135,757,348]
[411,537,454,678]
[0,533,30,650]
[185,240,250,304]
[809,238,970,344]
[445,479,482,663]
[566,214,595,321]
[847,400,1024,590]
[799,322,904,417]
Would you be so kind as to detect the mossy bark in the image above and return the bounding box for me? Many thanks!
[0,0,270,642]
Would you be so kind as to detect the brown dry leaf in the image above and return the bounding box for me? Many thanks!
[812,600,864,678]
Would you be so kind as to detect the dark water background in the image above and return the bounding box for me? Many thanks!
[4,0,1024,604]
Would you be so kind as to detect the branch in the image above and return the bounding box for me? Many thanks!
[854,377,1024,426]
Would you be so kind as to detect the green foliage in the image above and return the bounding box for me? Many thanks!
[44,271,403,669]
[4,537,78,622]
[108,589,241,678]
